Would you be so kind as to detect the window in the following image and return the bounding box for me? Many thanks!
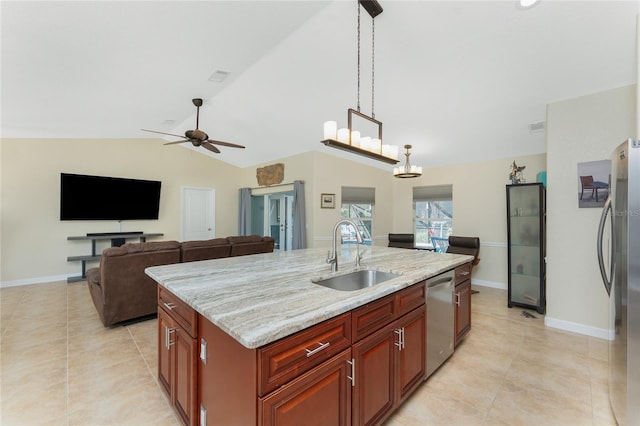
[413,185,453,251]
[341,186,375,246]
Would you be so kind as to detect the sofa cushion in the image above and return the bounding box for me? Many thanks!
[122,240,181,254]
[228,235,275,256]
[181,238,228,249]
[86,267,101,286]
[227,235,263,244]
[181,238,231,262]
[102,246,128,257]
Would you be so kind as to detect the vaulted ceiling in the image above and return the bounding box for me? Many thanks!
[2,1,638,170]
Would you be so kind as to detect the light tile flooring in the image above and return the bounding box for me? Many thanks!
[1,281,617,426]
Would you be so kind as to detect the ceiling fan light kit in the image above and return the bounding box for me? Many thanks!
[321,0,400,166]
[142,98,245,154]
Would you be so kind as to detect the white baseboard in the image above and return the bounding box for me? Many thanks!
[0,274,75,288]
[471,279,507,290]
[544,316,614,340]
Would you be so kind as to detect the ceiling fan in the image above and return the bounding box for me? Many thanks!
[142,98,245,154]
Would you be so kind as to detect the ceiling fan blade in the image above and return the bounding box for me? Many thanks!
[163,140,188,145]
[208,139,246,149]
[141,129,185,138]
[202,142,221,154]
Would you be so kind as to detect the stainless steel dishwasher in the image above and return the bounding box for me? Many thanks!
[425,269,455,378]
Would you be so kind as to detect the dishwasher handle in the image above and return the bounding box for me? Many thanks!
[426,271,455,289]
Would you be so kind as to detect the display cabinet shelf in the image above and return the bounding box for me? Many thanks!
[506,183,546,314]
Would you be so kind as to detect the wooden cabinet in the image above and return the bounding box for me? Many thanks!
[157,289,198,426]
[259,313,352,396]
[259,349,353,426]
[454,264,471,347]
[351,286,426,426]
[162,282,428,426]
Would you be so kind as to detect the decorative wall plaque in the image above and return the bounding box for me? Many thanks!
[256,163,284,186]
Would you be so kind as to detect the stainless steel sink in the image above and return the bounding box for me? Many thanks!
[312,269,400,291]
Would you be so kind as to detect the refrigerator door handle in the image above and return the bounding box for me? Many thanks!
[597,194,614,295]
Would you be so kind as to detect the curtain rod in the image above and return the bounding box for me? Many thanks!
[248,181,304,191]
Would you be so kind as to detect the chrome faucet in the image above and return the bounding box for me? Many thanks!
[327,219,364,272]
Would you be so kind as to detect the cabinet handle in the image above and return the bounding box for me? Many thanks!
[200,404,207,426]
[460,271,470,276]
[455,292,460,306]
[394,328,404,351]
[165,326,175,349]
[200,338,207,365]
[163,302,176,310]
[305,341,330,357]
[347,359,355,387]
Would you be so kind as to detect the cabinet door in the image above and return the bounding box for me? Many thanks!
[158,307,173,397]
[396,307,426,404]
[352,323,396,426]
[454,280,471,346]
[158,306,197,426]
[173,326,198,426]
[260,349,352,426]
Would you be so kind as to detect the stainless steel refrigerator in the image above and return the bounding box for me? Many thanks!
[597,138,640,426]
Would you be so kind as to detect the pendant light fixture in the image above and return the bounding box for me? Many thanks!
[393,145,422,178]
[321,0,399,165]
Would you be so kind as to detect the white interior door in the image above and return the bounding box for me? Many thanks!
[182,187,215,241]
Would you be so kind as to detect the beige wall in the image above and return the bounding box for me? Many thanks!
[0,139,242,284]
[236,151,394,249]
[0,137,545,288]
[546,85,636,337]
[391,153,547,288]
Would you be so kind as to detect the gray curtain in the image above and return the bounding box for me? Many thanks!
[238,187,251,235]
[292,180,307,249]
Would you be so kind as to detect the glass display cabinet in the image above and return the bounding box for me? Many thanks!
[506,182,546,314]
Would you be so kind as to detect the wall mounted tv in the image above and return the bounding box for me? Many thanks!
[60,173,161,221]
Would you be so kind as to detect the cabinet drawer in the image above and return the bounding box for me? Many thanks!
[158,287,198,338]
[351,293,396,342]
[258,313,351,397]
[454,263,472,285]
[396,282,426,318]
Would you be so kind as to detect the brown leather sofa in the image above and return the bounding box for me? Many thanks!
[86,235,275,326]
[87,241,181,327]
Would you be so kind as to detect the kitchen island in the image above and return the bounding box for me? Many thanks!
[146,246,473,426]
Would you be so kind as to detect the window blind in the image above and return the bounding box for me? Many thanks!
[341,186,375,204]
[412,184,452,202]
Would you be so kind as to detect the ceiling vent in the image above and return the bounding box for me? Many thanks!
[208,70,230,83]
[528,121,546,133]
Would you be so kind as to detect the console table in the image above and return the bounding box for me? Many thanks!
[67,232,164,283]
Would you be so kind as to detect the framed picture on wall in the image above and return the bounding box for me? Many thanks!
[321,193,335,209]
[577,159,611,208]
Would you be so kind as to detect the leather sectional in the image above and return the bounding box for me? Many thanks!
[86,235,275,326]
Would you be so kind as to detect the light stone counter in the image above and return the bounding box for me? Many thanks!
[146,246,472,349]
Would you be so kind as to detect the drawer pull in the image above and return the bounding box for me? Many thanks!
[305,341,330,357]
[460,271,470,276]
[163,302,176,310]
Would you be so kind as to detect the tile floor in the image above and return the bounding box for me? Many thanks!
[0,281,617,426]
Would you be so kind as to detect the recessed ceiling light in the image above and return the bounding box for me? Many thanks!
[162,120,176,125]
[519,0,540,9]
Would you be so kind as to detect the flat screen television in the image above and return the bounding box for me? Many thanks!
[60,173,161,221]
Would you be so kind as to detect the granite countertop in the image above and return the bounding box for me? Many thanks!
[145,246,472,349]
